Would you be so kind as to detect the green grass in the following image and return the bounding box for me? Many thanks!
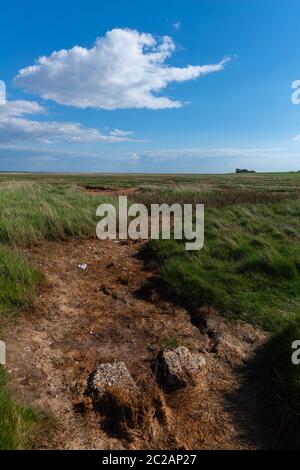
[2,170,300,194]
[0,181,115,246]
[0,245,42,320]
[164,336,179,349]
[270,321,300,419]
[0,367,54,449]
[135,184,299,208]
[147,199,300,331]
[263,320,300,447]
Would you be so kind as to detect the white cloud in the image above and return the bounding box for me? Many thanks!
[173,22,181,30]
[14,28,229,110]
[109,128,134,137]
[0,117,134,144]
[0,100,137,144]
[0,99,46,117]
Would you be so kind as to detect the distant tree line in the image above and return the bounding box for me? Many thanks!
[235,168,256,174]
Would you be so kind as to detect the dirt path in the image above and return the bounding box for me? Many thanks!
[5,238,267,450]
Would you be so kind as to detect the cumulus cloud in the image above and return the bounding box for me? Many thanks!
[0,100,137,144]
[14,28,229,110]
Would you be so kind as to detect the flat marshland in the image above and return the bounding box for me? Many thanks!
[0,172,300,449]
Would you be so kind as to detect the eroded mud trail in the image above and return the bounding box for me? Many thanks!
[5,238,266,449]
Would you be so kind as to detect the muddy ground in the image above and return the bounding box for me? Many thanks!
[5,237,268,449]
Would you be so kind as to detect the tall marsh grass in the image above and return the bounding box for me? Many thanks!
[147,199,300,330]
[0,181,115,246]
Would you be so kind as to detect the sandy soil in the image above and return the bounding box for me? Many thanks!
[5,237,267,450]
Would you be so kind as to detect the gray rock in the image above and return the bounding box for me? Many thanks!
[88,361,137,396]
[156,346,206,389]
[214,333,247,363]
[86,362,140,438]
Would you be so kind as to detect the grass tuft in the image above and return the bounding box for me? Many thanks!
[0,245,42,319]
[0,367,54,449]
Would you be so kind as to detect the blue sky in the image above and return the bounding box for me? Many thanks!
[0,0,300,173]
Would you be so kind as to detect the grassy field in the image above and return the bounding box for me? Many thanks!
[0,171,300,447]
[146,199,300,331]
[2,170,300,189]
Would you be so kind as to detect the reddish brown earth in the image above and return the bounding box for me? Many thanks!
[5,238,267,450]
